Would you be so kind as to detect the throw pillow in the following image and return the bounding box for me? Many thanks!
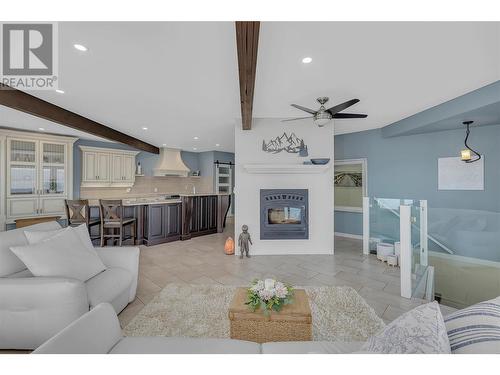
[10,228,106,282]
[24,224,98,255]
[360,302,451,354]
[444,296,500,354]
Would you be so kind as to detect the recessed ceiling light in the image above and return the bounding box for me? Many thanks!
[193,136,199,140]
[55,89,65,94]
[142,127,148,130]
[74,44,88,52]
[302,57,312,64]
[193,147,197,151]
[215,143,220,147]
[38,127,45,131]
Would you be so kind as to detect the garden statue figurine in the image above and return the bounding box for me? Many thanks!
[238,224,252,259]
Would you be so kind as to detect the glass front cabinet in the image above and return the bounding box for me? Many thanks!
[4,133,76,223]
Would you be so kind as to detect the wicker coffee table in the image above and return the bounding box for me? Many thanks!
[228,287,312,343]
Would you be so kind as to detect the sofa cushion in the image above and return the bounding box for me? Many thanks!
[360,302,451,354]
[262,341,364,354]
[0,221,61,277]
[24,224,98,256]
[85,267,133,311]
[10,227,106,282]
[444,296,500,354]
[110,337,261,354]
[33,303,122,354]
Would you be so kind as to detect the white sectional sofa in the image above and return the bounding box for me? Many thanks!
[0,221,140,350]
[34,303,363,354]
[34,298,500,354]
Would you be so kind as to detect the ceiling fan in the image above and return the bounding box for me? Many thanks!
[283,97,367,127]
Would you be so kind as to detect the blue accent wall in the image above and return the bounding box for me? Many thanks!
[334,211,363,236]
[334,124,500,235]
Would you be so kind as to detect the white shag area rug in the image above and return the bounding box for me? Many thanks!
[124,284,385,342]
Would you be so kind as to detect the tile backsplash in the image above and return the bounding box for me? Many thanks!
[80,176,213,199]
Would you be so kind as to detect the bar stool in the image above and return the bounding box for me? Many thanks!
[65,199,101,242]
[99,199,136,247]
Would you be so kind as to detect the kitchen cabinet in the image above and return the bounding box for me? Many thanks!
[79,146,139,187]
[182,195,219,240]
[143,203,181,246]
[83,151,110,183]
[111,154,135,183]
[3,132,76,223]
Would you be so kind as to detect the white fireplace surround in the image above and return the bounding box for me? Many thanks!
[235,118,334,256]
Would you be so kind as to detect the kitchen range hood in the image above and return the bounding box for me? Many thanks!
[153,147,190,177]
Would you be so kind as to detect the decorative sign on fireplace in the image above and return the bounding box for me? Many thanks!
[260,189,309,240]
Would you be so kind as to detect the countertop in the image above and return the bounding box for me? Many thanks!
[86,192,229,207]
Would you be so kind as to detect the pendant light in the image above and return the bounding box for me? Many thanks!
[460,121,481,163]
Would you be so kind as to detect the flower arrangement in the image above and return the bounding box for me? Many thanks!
[245,278,294,314]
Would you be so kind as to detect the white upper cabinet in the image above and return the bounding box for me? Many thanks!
[97,152,111,182]
[2,131,76,222]
[79,146,139,187]
[122,155,135,183]
[83,151,98,182]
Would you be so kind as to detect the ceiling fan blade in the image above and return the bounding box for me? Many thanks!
[281,116,313,122]
[333,113,368,119]
[291,104,317,115]
[326,99,360,115]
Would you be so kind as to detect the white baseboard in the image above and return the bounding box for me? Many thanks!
[334,232,363,240]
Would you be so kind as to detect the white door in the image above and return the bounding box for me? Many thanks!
[83,151,98,182]
[122,155,135,182]
[40,141,66,197]
[7,198,39,218]
[39,197,66,216]
[97,152,110,182]
[7,138,39,197]
[111,154,123,182]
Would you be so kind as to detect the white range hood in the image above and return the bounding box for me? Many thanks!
[153,147,190,177]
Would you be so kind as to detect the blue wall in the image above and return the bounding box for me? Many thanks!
[334,124,500,235]
[73,140,228,198]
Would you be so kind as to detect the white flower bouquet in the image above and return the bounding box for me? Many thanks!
[245,278,294,314]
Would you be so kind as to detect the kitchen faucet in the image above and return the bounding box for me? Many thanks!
[185,183,196,195]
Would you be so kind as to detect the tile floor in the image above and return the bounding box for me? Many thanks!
[2,219,456,354]
[118,219,457,327]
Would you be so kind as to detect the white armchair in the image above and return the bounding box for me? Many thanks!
[0,221,139,350]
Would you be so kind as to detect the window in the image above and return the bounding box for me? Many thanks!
[334,158,367,213]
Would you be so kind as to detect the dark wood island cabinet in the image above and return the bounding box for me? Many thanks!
[89,193,230,247]
[143,203,182,246]
[181,194,230,241]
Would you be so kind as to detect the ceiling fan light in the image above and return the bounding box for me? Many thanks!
[314,118,330,127]
[313,111,332,127]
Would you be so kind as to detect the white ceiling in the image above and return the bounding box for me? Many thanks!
[2,22,499,152]
[254,22,500,135]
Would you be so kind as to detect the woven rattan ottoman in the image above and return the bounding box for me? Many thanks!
[228,288,312,343]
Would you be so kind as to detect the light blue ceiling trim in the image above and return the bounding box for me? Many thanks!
[381,80,500,138]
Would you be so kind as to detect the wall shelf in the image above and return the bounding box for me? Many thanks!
[243,163,330,174]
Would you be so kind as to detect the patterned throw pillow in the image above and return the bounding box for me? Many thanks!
[444,296,500,354]
[360,302,451,354]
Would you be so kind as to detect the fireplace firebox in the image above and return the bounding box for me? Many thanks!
[260,189,309,240]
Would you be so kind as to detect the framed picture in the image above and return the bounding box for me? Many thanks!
[334,158,368,213]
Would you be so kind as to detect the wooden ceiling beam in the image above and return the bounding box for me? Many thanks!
[235,21,260,130]
[0,85,159,154]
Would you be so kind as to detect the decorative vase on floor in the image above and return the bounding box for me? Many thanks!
[224,237,235,255]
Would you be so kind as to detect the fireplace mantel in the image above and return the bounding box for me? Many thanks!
[243,163,330,174]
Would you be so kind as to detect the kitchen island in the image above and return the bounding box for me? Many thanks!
[88,193,230,246]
